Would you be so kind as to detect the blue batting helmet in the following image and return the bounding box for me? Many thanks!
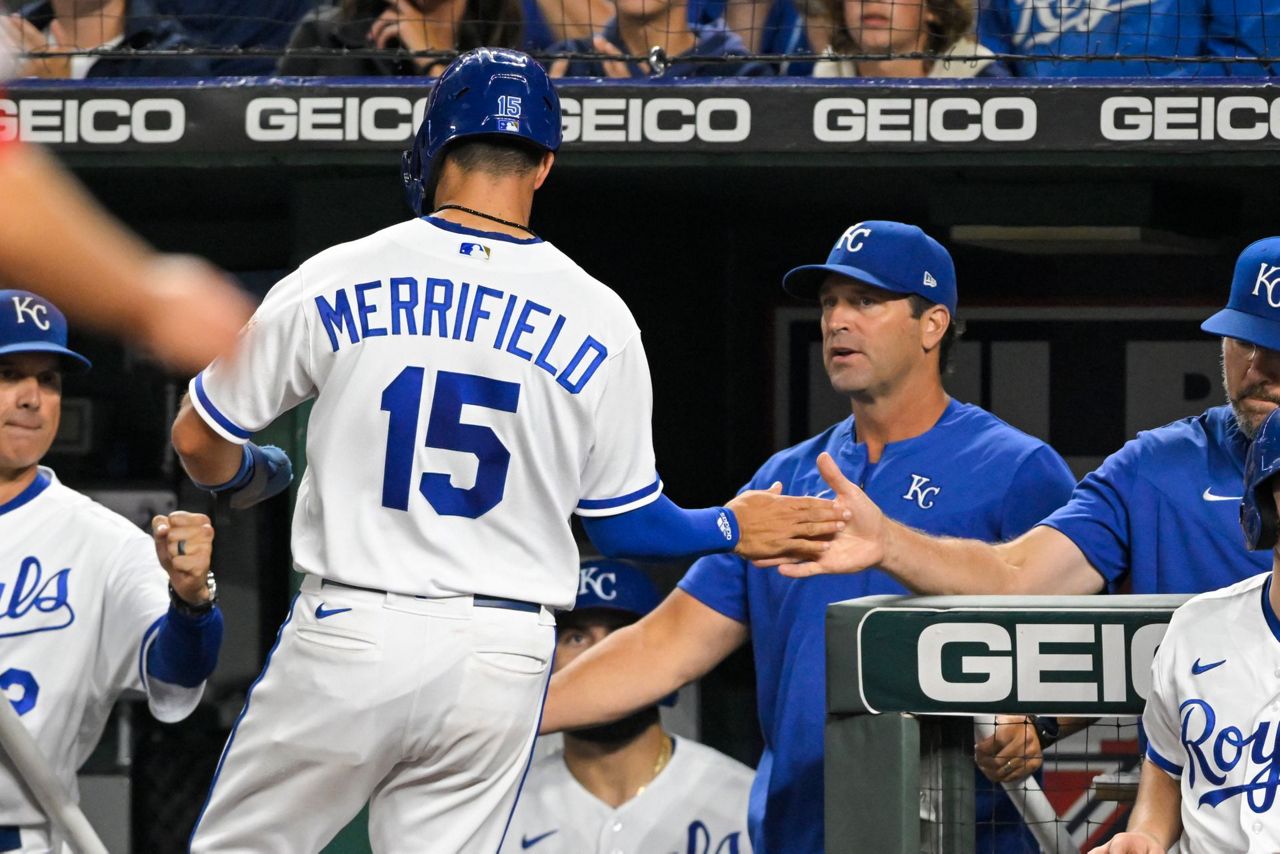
[401,47,562,216]
[1243,407,1280,550]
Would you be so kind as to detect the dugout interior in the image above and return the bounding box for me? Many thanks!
[13,77,1278,852]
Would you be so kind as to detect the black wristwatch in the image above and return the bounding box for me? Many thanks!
[1031,715,1061,750]
[169,573,218,618]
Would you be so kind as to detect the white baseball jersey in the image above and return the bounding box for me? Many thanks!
[1143,570,1280,853]
[191,217,660,608]
[0,468,203,827]
[502,737,755,854]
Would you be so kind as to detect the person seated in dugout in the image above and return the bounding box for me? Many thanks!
[806,0,1007,77]
[278,0,522,76]
[4,0,212,78]
[547,0,775,77]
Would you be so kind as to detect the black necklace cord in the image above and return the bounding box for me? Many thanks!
[431,204,538,238]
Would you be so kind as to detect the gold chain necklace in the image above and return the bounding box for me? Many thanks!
[633,734,673,799]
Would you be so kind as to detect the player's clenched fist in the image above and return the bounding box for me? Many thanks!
[152,511,215,606]
[1086,831,1166,853]
[727,483,849,561]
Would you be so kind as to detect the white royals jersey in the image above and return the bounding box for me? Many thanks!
[191,217,660,608]
[502,737,754,854]
[1144,571,1280,853]
[0,469,202,825]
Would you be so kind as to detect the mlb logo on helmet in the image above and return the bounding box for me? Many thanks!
[780,220,958,314]
[0,290,91,371]
[1201,236,1280,352]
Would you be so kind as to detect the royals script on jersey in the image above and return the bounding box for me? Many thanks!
[191,217,660,608]
[1144,571,1280,853]
[0,469,202,824]
[502,737,754,854]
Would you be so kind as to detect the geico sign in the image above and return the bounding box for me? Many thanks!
[560,97,750,143]
[245,96,430,142]
[814,97,1037,143]
[1102,95,1280,141]
[0,98,184,143]
[916,621,1167,704]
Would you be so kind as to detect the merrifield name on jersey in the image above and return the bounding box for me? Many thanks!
[314,278,608,394]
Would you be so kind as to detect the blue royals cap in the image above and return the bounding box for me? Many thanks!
[1201,237,1280,351]
[782,221,958,314]
[0,290,91,371]
[574,559,662,617]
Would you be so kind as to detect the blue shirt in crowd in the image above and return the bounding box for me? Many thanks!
[549,17,775,77]
[1044,404,1271,591]
[679,399,1076,853]
[979,0,1280,76]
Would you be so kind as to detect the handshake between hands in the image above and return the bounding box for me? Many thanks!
[726,452,884,573]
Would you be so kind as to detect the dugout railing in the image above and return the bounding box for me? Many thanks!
[825,594,1190,853]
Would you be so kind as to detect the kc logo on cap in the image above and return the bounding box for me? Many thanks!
[782,220,958,314]
[0,290,92,371]
[10,296,51,330]
[1253,262,1280,309]
[1201,237,1280,352]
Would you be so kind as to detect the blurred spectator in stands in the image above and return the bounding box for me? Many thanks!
[694,0,811,72]
[521,0,609,49]
[278,0,520,75]
[153,0,315,76]
[808,0,1004,76]
[547,0,774,76]
[979,0,1279,75]
[4,0,211,77]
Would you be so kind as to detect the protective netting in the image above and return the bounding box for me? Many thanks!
[920,716,1141,853]
[0,0,1275,79]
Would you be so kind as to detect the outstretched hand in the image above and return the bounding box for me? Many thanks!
[756,452,889,577]
[727,482,849,562]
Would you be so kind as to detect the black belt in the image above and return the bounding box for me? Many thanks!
[0,826,20,852]
[320,580,541,614]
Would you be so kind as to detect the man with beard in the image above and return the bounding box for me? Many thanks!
[763,236,1280,787]
[503,560,753,854]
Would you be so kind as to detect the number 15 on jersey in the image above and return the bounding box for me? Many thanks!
[380,367,520,520]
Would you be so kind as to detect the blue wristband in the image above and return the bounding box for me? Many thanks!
[190,443,293,509]
[581,494,740,560]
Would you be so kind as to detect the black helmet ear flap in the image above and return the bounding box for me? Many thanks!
[1243,480,1280,550]
[1243,408,1280,550]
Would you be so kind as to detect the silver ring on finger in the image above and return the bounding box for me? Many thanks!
[177,539,186,556]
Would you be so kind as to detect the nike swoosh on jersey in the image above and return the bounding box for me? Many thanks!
[314,603,353,620]
[1201,488,1244,502]
[521,830,557,849]
[1191,658,1227,675]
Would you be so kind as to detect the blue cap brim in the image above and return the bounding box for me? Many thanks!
[1201,308,1280,352]
[0,342,92,372]
[782,263,903,300]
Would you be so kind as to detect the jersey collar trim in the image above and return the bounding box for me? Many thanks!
[0,468,51,517]
[421,216,543,245]
[1262,575,1280,645]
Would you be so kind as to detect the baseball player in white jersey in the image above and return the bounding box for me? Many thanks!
[169,48,841,853]
[503,560,753,854]
[1090,404,1280,854]
[0,290,222,853]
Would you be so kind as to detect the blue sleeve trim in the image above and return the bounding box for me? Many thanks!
[1147,745,1183,776]
[581,494,739,560]
[577,477,662,511]
[146,606,224,689]
[194,373,252,441]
